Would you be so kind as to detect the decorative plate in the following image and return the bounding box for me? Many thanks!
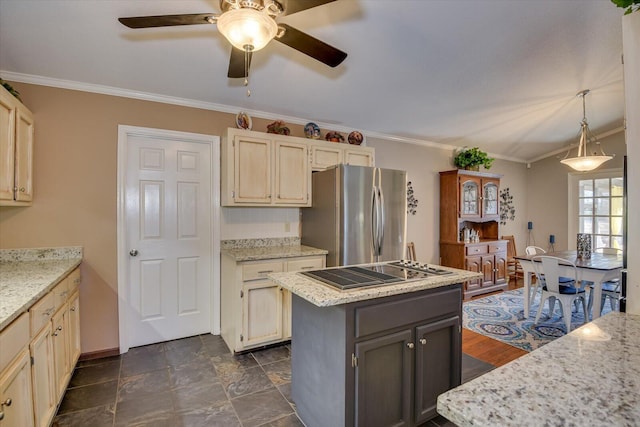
[235,111,252,130]
[304,122,321,139]
[348,131,364,145]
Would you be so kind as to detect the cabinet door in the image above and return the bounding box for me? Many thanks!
[0,349,34,427]
[481,178,499,218]
[464,256,482,291]
[459,177,481,218]
[274,140,309,205]
[354,329,412,427]
[29,327,55,427]
[310,144,343,170]
[233,136,272,204]
[494,252,508,285]
[344,148,374,167]
[481,255,495,287]
[51,308,69,399]
[414,316,461,424]
[14,107,34,203]
[0,90,16,202]
[242,280,283,348]
[68,292,81,367]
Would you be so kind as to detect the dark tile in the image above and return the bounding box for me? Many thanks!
[276,383,293,406]
[251,345,290,366]
[118,368,171,402]
[174,401,241,427]
[57,380,118,414]
[259,413,305,427]
[114,390,175,426]
[165,335,203,352]
[219,365,274,398]
[76,354,121,368]
[165,343,211,368]
[211,352,258,375]
[231,387,295,427]
[51,403,115,427]
[169,357,218,389]
[461,353,495,383]
[172,381,228,411]
[201,334,231,357]
[261,359,291,386]
[121,348,168,377]
[68,360,121,388]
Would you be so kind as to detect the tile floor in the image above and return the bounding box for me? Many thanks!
[52,334,494,427]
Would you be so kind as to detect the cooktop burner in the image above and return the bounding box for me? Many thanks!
[300,261,452,290]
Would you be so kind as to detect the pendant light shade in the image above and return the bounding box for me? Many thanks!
[217,7,278,52]
[560,90,612,172]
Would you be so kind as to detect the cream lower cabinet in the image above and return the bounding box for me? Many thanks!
[221,254,325,352]
[0,267,81,427]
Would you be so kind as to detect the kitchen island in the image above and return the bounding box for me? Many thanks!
[437,312,640,426]
[269,264,480,427]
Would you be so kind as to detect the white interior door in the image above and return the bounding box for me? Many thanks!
[118,126,218,351]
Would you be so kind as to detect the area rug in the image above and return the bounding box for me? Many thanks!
[462,288,612,352]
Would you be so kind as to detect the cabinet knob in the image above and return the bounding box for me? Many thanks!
[419,338,427,345]
[406,342,414,349]
[70,306,76,312]
[2,398,11,407]
[19,187,25,192]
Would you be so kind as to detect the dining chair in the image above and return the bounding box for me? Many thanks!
[407,242,416,261]
[587,247,622,314]
[524,246,572,307]
[502,235,524,282]
[532,256,588,333]
[525,246,546,255]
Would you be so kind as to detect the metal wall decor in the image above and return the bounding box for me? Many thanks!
[407,181,418,215]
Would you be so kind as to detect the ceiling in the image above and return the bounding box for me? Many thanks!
[0,0,626,162]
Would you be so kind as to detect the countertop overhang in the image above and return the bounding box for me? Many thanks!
[269,263,480,307]
[221,244,328,262]
[437,311,640,426]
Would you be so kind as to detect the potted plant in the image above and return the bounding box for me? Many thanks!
[453,147,494,171]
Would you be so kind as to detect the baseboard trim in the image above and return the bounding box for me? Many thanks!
[79,347,120,361]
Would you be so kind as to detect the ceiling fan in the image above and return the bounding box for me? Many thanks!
[118,0,348,79]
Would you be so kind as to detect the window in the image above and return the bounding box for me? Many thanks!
[577,175,624,249]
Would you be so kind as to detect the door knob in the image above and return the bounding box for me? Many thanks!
[406,342,414,349]
[129,249,139,257]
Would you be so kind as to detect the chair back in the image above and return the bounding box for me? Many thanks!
[525,246,546,255]
[407,242,416,261]
[501,235,517,259]
[532,256,578,293]
[595,247,621,255]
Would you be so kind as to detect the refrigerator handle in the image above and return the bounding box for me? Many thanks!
[377,186,385,254]
[371,185,379,256]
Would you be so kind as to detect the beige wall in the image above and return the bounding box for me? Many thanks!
[0,82,528,355]
[526,131,626,252]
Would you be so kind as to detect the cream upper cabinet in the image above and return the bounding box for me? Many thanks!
[222,128,375,205]
[0,85,34,206]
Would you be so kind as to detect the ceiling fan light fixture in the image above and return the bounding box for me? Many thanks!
[560,89,613,172]
[217,7,277,51]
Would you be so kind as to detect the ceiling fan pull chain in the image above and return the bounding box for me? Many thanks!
[244,46,251,97]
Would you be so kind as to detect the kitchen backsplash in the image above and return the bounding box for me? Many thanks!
[221,207,300,240]
[221,237,301,250]
[0,246,83,262]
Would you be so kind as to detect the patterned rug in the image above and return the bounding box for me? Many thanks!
[462,288,612,352]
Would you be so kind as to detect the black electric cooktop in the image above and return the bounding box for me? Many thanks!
[300,261,452,290]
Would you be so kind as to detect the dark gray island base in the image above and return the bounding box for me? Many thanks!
[291,283,463,427]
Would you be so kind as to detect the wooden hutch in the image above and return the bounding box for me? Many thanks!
[439,169,508,299]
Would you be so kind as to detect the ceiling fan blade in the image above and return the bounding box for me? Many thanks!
[275,24,347,67]
[118,13,215,29]
[280,0,337,16]
[228,47,253,78]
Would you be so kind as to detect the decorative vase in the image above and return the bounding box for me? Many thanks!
[577,233,591,259]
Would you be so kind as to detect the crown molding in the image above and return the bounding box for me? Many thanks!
[1,70,527,163]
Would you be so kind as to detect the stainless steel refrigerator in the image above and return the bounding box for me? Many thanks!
[301,164,407,267]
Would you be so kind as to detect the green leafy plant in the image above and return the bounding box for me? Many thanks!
[453,147,494,170]
[611,0,639,14]
[0,79,22,101]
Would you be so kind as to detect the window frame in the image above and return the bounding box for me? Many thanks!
[568,168,624,250]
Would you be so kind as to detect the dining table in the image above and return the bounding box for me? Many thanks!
[514,250,623,319]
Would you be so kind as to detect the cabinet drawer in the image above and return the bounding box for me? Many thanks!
[67,268,81,293]
[242,261,284,281]
[489,242,507,253]
[0,312,29,372]
[465,245,488,256]
[30,291,56,336]
[287,257,324,272]
[354,288,461,338]
[52,278,71,310]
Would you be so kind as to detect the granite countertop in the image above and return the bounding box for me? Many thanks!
[269,265,480,307]
[437,312,640,426]
[0,247,83,330]
[222,244,328,262]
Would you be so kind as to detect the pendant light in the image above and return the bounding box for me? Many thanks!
[560,89,612,172]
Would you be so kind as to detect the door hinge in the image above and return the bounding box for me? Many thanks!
[459,324,462,333]
[240,334,244,342]
[30,356,34,366]
[240,290,244,298]
[232,190,236,198]
[351,353,358,368]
